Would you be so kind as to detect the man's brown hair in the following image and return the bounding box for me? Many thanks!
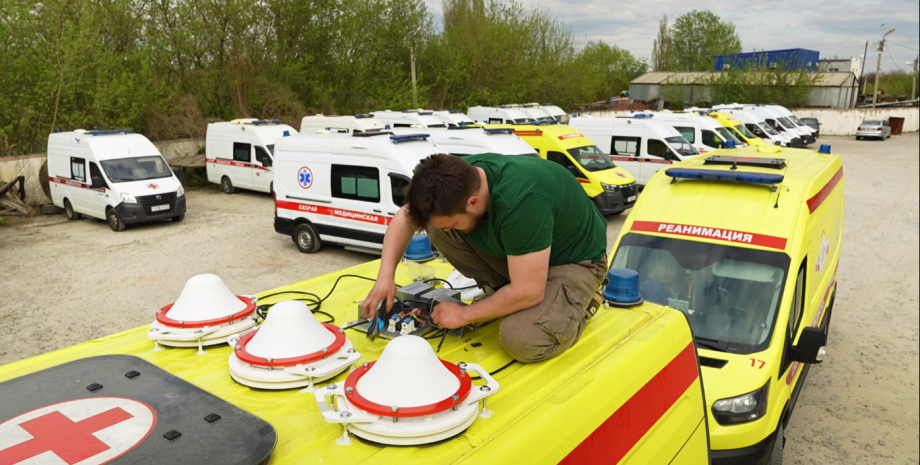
[405,154,481,226]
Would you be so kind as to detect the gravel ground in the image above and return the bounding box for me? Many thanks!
[1,134,918,463]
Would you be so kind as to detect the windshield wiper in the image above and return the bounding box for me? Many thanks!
[693,337,728,352]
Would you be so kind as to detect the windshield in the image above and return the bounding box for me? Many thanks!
[568,145,616,171]
[759,122,779,136]
[715,127,742,143]
[777,117,796,129]
[537,117,555,122]
[733,124,756,139]
[665,136,699,156]
[267,144,275,155]
[514,118,533,124]
[613,233,790,354]
[863,120,881,126]
[427,124,447,128]
[789,115,804,125]
[100,155,173,183]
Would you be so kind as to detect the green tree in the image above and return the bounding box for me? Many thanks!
[651,15,673,71]
[574,41,648,102]
[671,10,742,71]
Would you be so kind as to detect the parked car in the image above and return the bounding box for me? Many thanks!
[800,117,820,138]
[856,120,891,140]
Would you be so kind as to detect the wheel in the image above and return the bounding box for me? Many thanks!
[292,223,321,253]
[855,136,861,141]
[106,208,126,232]
[221,176,236,194]
[822,289,835,339]
[171,214,185,222]
[63,199,81,220]
[768,431,784,465]
[40,203,64,215]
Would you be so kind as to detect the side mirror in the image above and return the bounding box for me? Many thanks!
[91,176,105,189]
[792,327,826,364]
[566,166,583,178]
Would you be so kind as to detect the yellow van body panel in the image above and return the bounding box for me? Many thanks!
[0,260,709,464]
[709,111,767,147]
[612,145,844,455]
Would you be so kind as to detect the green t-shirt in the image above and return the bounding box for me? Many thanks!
[460,153,607,266]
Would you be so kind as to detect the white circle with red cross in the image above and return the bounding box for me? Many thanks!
[0,397,156,465]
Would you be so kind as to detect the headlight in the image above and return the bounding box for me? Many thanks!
[601,183,619,192]
[120,193,138,204]
[176,185,185,197]
[712,381,769,425]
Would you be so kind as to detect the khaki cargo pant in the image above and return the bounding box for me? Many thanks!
[427,226,607,363]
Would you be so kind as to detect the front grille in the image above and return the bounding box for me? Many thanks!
[621,183,638,200]
[138,192,177,215]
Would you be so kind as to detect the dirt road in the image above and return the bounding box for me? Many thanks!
[1,134,917,463]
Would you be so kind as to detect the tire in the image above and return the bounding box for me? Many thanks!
[768,431,784,465]
[171,214,185,222]
[855,136,861,140]
[64,199,81,220]
[106,208,126,232]
[822,289,835,339]
[221,176,236,194]
[292,223,321,253]
[40,203,64,215]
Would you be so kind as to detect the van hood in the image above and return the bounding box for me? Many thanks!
[592,166,636,186]
[113,176,181,195]
[698,349,772,405]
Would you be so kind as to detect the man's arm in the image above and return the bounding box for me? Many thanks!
[432,247,551,328]
[361,206,418,319]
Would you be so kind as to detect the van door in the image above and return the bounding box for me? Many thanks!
[232,142,254,189]
[387,173,410,216]
[609,136,644,184]
[88,161,110,212]
[646,139,679,183]
[252,146,273,193]
[68,156,92,214]
[700,130,724,151]
[546,150,588,184]
[330,162,388,247]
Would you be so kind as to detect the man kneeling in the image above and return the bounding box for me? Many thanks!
[362,154,608,363]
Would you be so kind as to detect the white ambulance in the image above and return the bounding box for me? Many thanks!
[569,115,700,186]
[47,129,186,231]
[713,107,796,147]
[642,111,747,153]
[767,104,819,141]
[424,127,539,157]
[466,106,534,125]
[300,114,385,134]
[272,131,438,254]
[206,119,296,194]
[369,110,447,129]
[539,103,569,124]
[431,110,476,128]
[519,103,557,122]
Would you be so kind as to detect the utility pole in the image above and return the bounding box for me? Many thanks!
[409,27,421,109]
[911,55,918,101]
[860,41,869,96]
[872,28,895,109]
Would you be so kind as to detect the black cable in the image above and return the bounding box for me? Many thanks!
[423,329,447,340]
[424,278,453,288]
[470,360,517,379]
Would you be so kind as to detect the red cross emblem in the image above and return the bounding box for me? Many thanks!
[616,172,626,178]
[0,397,156,465]
[147,183,159,189]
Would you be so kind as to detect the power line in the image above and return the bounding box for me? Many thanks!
[887,47,906,71]
[887,40,919,52]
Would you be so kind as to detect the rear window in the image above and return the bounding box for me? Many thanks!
[863,121,881,125]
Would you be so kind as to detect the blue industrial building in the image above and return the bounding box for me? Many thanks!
[713,49,820,72]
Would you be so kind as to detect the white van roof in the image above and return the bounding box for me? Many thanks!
[300,114,384,132]
[467,106,533,123]
[641,111,725,131]
[539,104,566,118]
[570,116,684,138]
[274,131,437,174]
[370,110,446,128]
[51,129,161,161]
[431,110,475,127]
[517,105,556,122]
[423,127,538,157]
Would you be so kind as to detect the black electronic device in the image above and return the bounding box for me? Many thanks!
[351,283,467,340]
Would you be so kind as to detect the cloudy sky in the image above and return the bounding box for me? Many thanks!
[421,0,920,73]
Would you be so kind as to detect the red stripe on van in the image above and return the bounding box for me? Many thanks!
[48,176,105,192]
[632,220,787,250]
[559,342,699,465]
[806,167,843,213]
[513,131,543,137]
[276,200,391,226]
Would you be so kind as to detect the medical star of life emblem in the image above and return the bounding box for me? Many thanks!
[298,167,313,189]
[616,172,625,178]
[147,183,158,189]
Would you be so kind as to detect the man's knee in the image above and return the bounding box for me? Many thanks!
[498,310,583,363]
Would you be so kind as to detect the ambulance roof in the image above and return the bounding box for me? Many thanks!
[630,145,843,252]
[51,130,161,160]
[275,132,437,173]
[505,123,599,148]
[425,127,537,156]
[569,116,684,138]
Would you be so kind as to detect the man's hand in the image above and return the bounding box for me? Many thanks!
[362,279,396,320]
[431,301,468,329]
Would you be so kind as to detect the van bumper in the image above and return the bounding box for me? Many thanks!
[274,217,294,236]
[711,429,777,465]
[593,185,637,215]
[115,197,187,224]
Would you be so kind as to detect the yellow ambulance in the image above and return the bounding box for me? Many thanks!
[709,111,767,147]
[609,143,843,465]
[489,123,639,215]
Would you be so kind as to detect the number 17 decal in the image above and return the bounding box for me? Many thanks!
[750,358,766,369]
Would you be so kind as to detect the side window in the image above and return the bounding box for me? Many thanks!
[233,142,251,163]
[674,127,696,143]
[702,130,723,148]
[88,162,107,188]
[389,174,410,207]
[488,118,503,124]
[71,157,86,182]
[254,146,272,167]
[546,151,582,177]
[332,165,380,202]
[789,261,806,339]
[394,123,413,128]
[646,139,670,158]
[611,136,640,156]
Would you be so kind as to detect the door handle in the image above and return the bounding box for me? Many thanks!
[387,212,396,216]
[373,209,382,213]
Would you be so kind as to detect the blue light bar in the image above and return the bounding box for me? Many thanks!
[354,114,373,119]
[725,140,736,149]
[665,168,784,184]
[484,128,515,135]
[418,111,433,115]
[390,134,430,143]
[86,129,132,135]
[818,144,831,154]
